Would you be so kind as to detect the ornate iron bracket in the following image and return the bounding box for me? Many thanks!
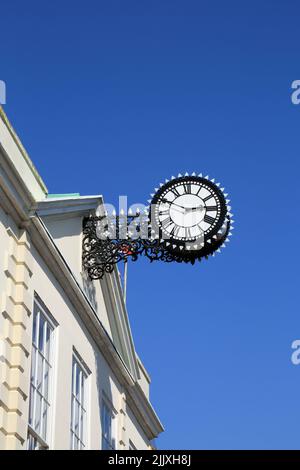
[82,213,230,280]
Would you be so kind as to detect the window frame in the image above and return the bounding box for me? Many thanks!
[101,395,117,450]
[70,351,90,450]
[129,439,137,450]
[27,294,57,450]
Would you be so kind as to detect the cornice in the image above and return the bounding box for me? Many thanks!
[0,143,35,222]
[36,195,104,218]
[0,107,48,194]
[102,271,141,381]
[126,381,164,439]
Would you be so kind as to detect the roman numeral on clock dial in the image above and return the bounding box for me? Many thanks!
[170,187,180,197]
[170,226,181,238]
[196,185,203,195]
[162,217,173,230]
[185,227,192,238]
[204,214,215,225]
[203,194,214,202]
[183,183,192,194]
[206,205,218,212]
[159,209,169,216]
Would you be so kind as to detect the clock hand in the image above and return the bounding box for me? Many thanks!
[161,198,186,212]
[185,205,205,213]
[161,199,205,213]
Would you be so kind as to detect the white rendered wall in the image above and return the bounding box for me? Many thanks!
[28,244,150,449]
[42,214,113,338]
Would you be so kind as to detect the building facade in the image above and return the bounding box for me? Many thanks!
[0,108,163,450]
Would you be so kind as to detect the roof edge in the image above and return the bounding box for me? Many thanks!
[35,194,104,218]
[0,106,48,194]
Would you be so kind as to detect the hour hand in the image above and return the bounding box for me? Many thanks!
[185,205,205,213]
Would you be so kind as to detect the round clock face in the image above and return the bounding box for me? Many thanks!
[150,175,228,253]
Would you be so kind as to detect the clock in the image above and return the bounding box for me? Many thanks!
[149,173,231,259]
[83,171,233,279]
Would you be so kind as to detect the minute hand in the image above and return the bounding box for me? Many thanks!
[161,198,186,211]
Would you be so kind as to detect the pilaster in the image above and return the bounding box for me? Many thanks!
[118,390,127,449]
[0,228,33,450]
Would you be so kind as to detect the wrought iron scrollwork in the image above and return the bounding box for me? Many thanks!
[82,213,230,280]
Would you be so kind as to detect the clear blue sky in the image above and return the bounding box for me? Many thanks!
[2,0,300,449]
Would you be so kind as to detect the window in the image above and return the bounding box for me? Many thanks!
[27,428,48,450]
[70,356,88,449]
[101,400,116,450]
[129,440,137,450]
[27,297,55,450]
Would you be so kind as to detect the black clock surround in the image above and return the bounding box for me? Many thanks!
[82,173,233,280]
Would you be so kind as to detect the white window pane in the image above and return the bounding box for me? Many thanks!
[102,402,114,449]
[45,325,51,361]
[30,348,36,385]
[71,398,74,431]
[75,366,80,399]
[38,313,45,353]
[41,401,48,440]
[32,311,38,347]
[105,407,111,440]
[72,362,76,395]
[102,436,108,450]
[80,409,85,443]
[34,393,42,434]
[43,363,50,401]
[74,401,79,434]
[27,433,36,450]
[80,370,84,404]
[36,352,43,392]
[102,407,107,438]
[28,384,35,425]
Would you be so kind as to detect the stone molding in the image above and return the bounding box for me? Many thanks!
[0,228,33,449]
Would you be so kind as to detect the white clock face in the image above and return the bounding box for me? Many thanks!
[153,178,225,242]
